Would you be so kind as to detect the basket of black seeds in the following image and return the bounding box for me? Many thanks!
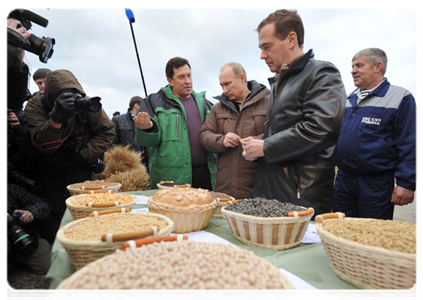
[221,198,314,250]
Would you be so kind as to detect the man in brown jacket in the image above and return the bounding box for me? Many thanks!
[199,62,270,199]
[24,69,115,242]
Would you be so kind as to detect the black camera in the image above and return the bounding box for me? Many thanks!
[75,94,102,113]
[7,213,36,255]
[7,9,55,63]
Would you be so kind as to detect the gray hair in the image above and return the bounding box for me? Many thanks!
[221,62,247,81]
[353,48,388,74]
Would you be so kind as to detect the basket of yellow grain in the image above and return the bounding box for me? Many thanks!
[57,209,174,270]
[67,180,121,195]
[315,212,416,289]
[65,192,136,220]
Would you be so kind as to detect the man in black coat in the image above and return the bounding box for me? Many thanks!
[241,9,346,216]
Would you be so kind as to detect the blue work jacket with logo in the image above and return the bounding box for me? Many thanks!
[335,79,416,191]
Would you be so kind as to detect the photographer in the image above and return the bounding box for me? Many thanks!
[8,182,51,275]
[24,69,115,242]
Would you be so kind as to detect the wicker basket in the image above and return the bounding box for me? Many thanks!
[67,180,121,195]
[221,206,314,250]
[210,192,235,218]
[156,181,191,189]
[148,199,216,233]
[315,213,416,289]
[57,211,174,270]
[66,192,136,220]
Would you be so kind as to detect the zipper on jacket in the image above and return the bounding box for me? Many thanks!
[291,164,301,200]
[296,185,301,200]
[176,114,179,137]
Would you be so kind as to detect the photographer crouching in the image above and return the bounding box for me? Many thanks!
[24,69,116,243]
[8,182,51,274]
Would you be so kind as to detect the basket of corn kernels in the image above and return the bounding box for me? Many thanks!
[57,209,174,270]
[315,213,416,289]
[65,192,136,220]
[67,180,121,195]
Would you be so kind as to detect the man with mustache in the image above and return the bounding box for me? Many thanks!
[134,57,215,190]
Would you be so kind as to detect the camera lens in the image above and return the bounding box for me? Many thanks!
[7,214,36,255]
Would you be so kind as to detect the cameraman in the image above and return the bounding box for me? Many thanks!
[7,17,31,110]
[8,182,51,275]
[24,69,116,243]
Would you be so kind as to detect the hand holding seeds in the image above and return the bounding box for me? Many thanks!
[223,132,241,148]
[241,137,264,161]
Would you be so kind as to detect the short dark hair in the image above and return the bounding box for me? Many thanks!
[256,9,304,47]
[129,96,143,110]
[33,68,51,82]
[165,57,191,79]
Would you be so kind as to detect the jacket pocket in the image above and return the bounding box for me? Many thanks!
[216,113,236,134]
[156,109,181,141]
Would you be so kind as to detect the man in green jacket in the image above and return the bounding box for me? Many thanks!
[134,57,216,190]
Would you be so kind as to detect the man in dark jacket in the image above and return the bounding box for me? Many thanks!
[241,9,346,216]
[199,62,270,199]
[25,69,115,242]
[334,48,415,219]
[111,96,149,168]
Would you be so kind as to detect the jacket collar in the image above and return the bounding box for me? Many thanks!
[348,78,390,100]
[268,49,314,88]
[213,80,267,113]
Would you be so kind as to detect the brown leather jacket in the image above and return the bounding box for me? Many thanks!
[199,80,270,198]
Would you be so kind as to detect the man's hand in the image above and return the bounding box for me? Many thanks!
[223,132,241,148]
[7,19,31,39]
[241,137,264,161]
[391,186,414,206]
[7,19,31,63]
[13,209,34,224]
[49,93,76,124]
[7,111,20,127]
[134,112,153,130]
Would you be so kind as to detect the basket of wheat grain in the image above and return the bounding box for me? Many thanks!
[57,210,174,270]
[315,213,416,289]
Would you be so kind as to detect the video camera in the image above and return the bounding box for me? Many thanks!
[7,9,55,63]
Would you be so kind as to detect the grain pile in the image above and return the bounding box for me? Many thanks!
[322,219,416,254]
[64,214,168,241]
[68,180,120,190]
[67,193,135,206]
[59,241,293,289]
[225,198,307,217]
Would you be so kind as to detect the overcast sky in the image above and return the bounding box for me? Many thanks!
[8,4,417,118]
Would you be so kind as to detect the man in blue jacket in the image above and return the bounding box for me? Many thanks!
[334,48,416,219]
